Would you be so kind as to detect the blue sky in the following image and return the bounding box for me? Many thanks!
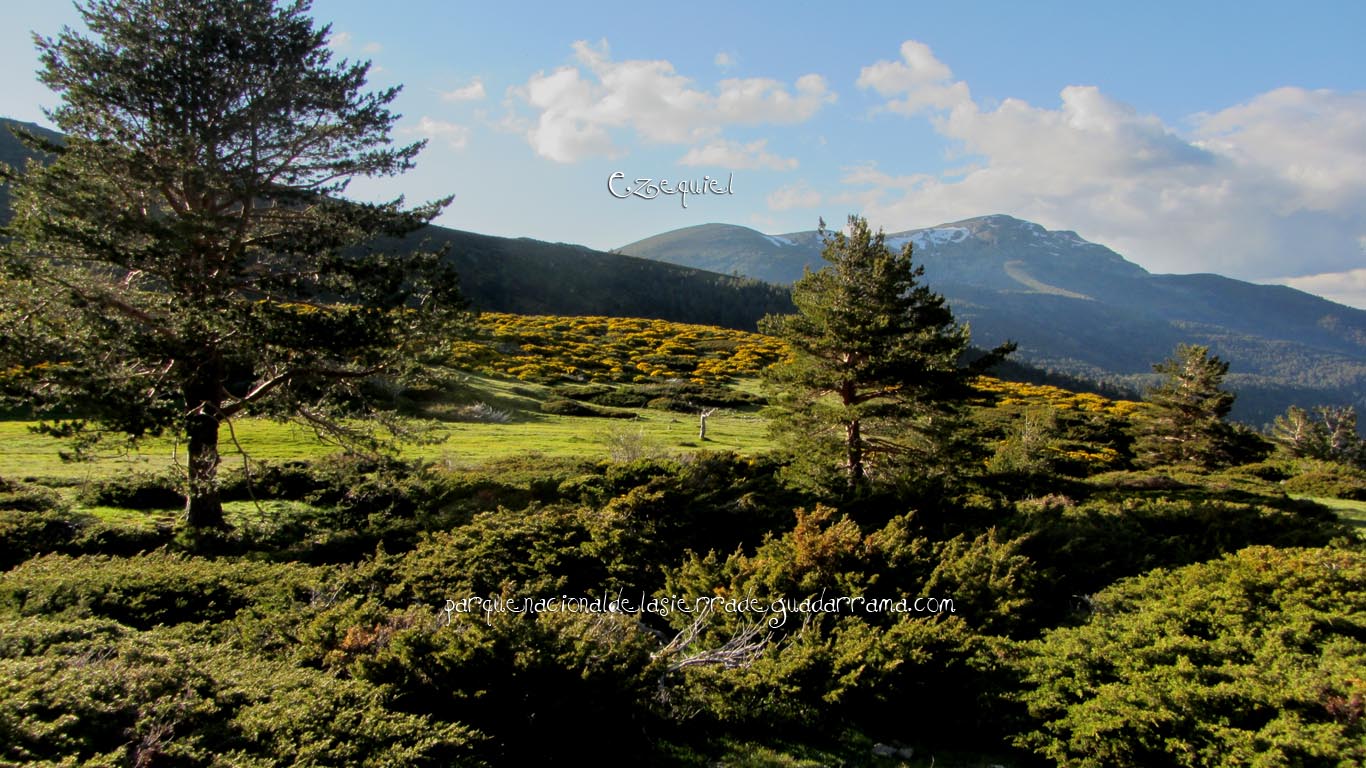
[3,0,1365,306]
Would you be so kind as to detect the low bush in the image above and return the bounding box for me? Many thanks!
[1010,494,1351,627]
[344,608,660,765]
[1015,546,1366,767]
[0,508,84,571]
[0,553,325,629]
[646,396,695,413]
[220,460,326,501]
[586,389,653,408]
[75,472,183,510]
[540,398,637,418]
[0,477,65,513]
[1280,459,1366,500]
[0,616,482,766]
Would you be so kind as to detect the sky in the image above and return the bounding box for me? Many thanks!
[2,1,1365,307]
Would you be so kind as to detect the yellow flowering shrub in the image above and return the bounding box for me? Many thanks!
[448,313,790,384]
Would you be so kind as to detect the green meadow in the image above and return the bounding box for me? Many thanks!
[0,374,772,484]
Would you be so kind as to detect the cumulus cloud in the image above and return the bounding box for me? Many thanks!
[442,78,487,102]
[679,139,797,170]
[851,41,1366,281]
[1275,268,1366,309]
[857,40,970,115]
[767,181,823,211]
[511,40,835,163]
[402,117,471,150]
[716,73,835,124]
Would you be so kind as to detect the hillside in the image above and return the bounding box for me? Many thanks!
[620,215,1366,424]
[4,308,1362,765]
[0,117,792,332]
[10,116,1363,422]
[414,226,792,330]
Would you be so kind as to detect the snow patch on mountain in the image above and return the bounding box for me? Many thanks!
[886,226,970,252]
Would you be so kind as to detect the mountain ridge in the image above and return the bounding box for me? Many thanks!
[5,117,1362,424]
[619,215,1366,424]
[0,117,794,331]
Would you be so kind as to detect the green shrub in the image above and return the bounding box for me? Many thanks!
[587,389,653,408]
[72,519,175,558]
[1224,458,1293,481]
[265,457,533,560]
[0,553,325,629]
[662,613,1004,747]
[0,478,66,513]
[1280,459,1366,500]
[76,471,183,510]
[1012,495,1349,625]
[220,459,326,501]
[540,398,637,418]
[558,383,614,401]
[924,528,1037,634]
[646,396,695,413]
[377,505,609,602]
[0,616,481,766]
[1014,546,1366,767]
[636,382,763,408]
[0,508,85,571]
[342,607,660,764]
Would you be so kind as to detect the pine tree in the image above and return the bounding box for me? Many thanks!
[1133,343,1237,469]
[1270,405,1330,459]
[1272,404,1365,466]
[759,215,1014,492]
[0,0,466,528]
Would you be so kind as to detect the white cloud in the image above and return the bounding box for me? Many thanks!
[403,117,471,150]
[1275,268,1366,309]
[767,181,823,211]
[857,40,971,115]
[679,139,797,171]
[442,78,487,102]
[1193,87,1366,212]
[511,40,835,163]
[851,40,1366,279]
[327,31,352,50]
[714,51,736,70]
[362,41,383,54]
[716,74,835,124]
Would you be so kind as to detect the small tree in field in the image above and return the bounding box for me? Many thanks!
[0,0,466,528]
[1133,343,1237,469]
[759,215,1013,492]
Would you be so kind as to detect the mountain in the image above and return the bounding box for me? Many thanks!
[620,215,1366,424]
[0,119,63,222]
[0,117,792,331]
[408,226,793,330]
[8,117,1363,423]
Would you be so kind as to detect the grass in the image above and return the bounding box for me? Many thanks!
[1296,495,1366,539]
[0,374,775,482]
[0,419,343,483]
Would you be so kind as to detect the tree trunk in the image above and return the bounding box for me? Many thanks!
[185,405,227,529]
[846,417,865,489]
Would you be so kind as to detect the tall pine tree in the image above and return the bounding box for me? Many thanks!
[759,215,1013,492]
[1134,343,1238,469]
[0,0,466,529]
